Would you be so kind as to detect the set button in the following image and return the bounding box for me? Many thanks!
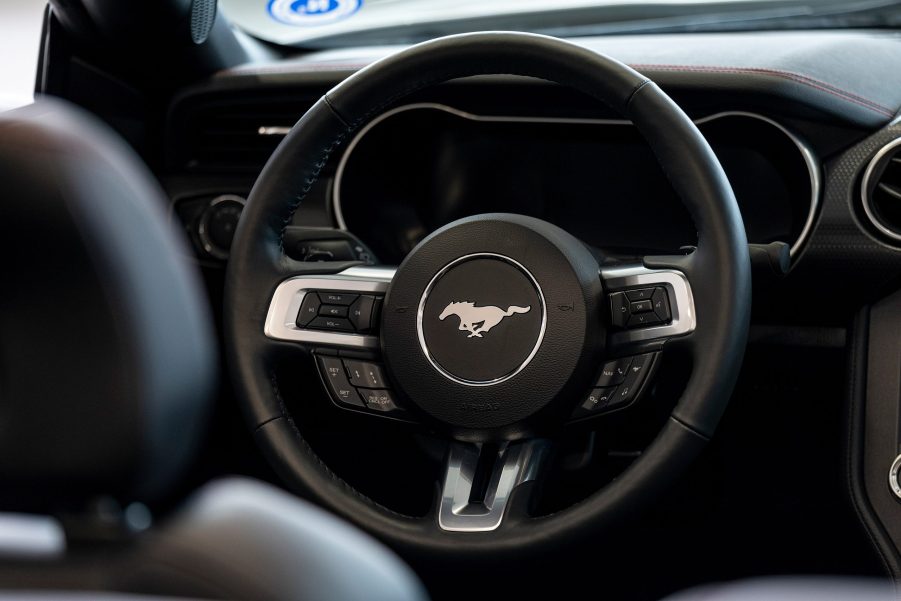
[316,355,405,417]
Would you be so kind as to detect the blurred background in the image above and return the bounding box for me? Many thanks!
[0,0,48,110]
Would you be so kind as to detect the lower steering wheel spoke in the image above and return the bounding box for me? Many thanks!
[438,439,550,532]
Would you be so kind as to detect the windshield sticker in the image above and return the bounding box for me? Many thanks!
[268,0,362,26]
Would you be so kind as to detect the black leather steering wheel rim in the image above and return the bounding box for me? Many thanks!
[224,31,751,559]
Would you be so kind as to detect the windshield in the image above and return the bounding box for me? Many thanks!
[219,0,901,48]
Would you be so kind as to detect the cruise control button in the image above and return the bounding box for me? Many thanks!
[348,295,376,332]
[296,293,321,327]
[572,387,617,418]
[627,312,662,328]
[652,287,672,322]
[361,389,402,413]
[308,316,354,332]
[343,359,388,388]
[596,357,632,386]
[625,287,655,301]
[318,356,365,407]
[319,305,349,318]
[319,292,358,306]
[609,292,629,328]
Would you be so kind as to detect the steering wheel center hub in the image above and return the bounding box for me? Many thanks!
[418,253,546,386]
[381,214,603,433]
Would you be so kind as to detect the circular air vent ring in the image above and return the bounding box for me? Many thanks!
[861,136,901,243]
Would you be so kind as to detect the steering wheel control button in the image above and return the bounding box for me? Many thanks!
[362,389,402,413]
[308,316,354,332]
[319,305,349,318]
[609,353,657,409]
[572,387,617,418]
[343,359,387,388]
[610,286,673,329]
[625,288,654,301]
[296,293,322,327]
[318,356,365,408]
[630,299,653,313]
[596,358,632,387]
[348,295,377,333]
[627,312,662,327]
[418,254,546,386]
[319,292,358,306]
[652,287,671,322]
[609,292,629,327]
[570,352,660,420]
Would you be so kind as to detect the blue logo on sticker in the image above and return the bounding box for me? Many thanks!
[268,0,362,26]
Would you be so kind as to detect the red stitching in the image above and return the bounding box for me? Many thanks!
[631,63,894,117]
[218,61,895,118]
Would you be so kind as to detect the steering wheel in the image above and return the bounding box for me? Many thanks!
[224,32,751,559]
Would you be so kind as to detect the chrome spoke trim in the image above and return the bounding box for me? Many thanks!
[601,264,696,347]
[438,439,549,533]
[263,266,395,349]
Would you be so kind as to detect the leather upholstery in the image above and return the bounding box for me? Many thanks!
[0,479,428,601]
[662,578,895,601]
[0,99,428,601]
[0,99,216,507]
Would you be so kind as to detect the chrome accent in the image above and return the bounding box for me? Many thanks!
[331,103,820,259]
[258,125,292,136]
[438,301,532,339]
[0,513,65,558]
[197,194,246,260]
[861,137,901,242]
[890,453,901,500]
[263,266,393,348]
[693,111,821,260]
[601,264,696,346]
[416,253,547,387]
[439,440,548,533]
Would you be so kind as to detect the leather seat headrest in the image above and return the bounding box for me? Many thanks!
[0,98,216,509]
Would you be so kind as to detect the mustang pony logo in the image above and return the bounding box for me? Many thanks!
[438,301,531,338]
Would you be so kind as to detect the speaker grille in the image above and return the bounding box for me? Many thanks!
[190,0,217,44]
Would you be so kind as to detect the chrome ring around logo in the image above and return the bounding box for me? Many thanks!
[268,0,362,26]
[416,253,547,387]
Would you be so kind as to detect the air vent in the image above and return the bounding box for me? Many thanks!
[862,138,901,242]
[169,92,319,173]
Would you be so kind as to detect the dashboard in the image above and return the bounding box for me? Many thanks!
[335,103,816,263]
[163,30,901,326]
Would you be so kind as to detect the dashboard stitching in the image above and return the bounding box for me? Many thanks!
[219,61,894,118]
[632,64,895,117]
